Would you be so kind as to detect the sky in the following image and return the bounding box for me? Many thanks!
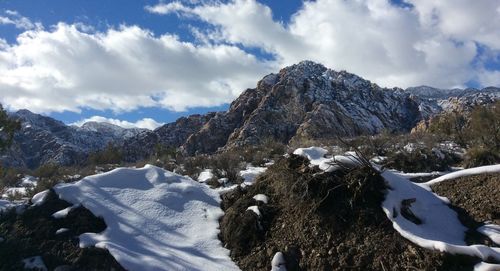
[0,0,499,130]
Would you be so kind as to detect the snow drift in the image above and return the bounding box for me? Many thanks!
[54,165,239,271]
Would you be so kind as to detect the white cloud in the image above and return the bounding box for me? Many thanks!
[147,0,500,88]
[72,116,164,130]
[0,10,42,30]
[1,2,499,115]
[0,22,274,113]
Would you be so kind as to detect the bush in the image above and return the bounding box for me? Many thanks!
[462,147,500,168]
[238,138,286,166]
[32,163,62,192]
[88,143,123,166]
[383,147,459,172]
[0,166,22,190]
[467,102,500,150]
[428,111,468,146]
[0,104,21,151]
[210,151,244,183]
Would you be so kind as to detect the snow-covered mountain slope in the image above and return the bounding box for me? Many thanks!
[53,165,240,271]
[1,110,145,168]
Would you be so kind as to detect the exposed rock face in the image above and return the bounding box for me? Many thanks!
[122,113,215,161]
[182,61,430,154]
[1,110,145,168]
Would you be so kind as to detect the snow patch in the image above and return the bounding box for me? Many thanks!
[270,252,287,271]
[21,175,38,187]
[0,199,25,213]
[54,165,239,271]
[423,165,500,187]
[381,169,500,263]
[22,256,47,271]
[477,224,500,245]
[31,190,49,206]
[474,262,500,271]
[240,166,267,185]
[294,147,362,172]
[253,194,269,204]
[55,228,69,235]
[198,169,214,183]
[247,205,261,217]
[52,205,78,219]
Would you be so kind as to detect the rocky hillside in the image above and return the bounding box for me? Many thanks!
[122,113,215,162]
[3,61,500,167]
[181,61,499,155]
[1,110,145,168]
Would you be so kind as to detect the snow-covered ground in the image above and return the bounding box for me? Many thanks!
[240,165,267,185]
[1,175,38,199]
[53,165,240,271]
[296,146,500,270]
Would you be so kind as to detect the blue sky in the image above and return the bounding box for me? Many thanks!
[0,0,499,129]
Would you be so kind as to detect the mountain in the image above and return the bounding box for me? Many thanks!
[122,113,215,162]
[1,110,145,168]
[123,61,499,157]
[3,61,499,167]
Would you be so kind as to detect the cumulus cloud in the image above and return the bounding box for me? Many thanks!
[0,21,274,113]
[1,1,499,115]
[0,10,42,30]
[147,0,500,88]
[72,116,164,130]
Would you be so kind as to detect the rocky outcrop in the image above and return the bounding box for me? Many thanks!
[122,113,215,161]
[182,61,430,154]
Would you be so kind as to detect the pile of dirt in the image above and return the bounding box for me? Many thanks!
[431,173,500,246]
[0,190,124,271]
[220,155,479,270]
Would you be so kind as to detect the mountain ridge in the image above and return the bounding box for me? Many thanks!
[3,61,499,168]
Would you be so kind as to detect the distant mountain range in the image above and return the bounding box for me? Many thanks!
[3,61,499,168]
[1,110,145,168]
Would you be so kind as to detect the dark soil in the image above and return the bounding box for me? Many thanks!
[0,190,124,271]
[432,173,500,246]
[220,155,480,271]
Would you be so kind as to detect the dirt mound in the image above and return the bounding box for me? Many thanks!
[0,190,124,271]
[220,155,478,270]
[432,173,500,246]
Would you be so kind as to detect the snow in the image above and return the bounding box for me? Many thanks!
[22,256,47,271]
[1,175,39,199]
[240,166,267,185]
[253,194,269,204]
[54,164,239,271]
[21,175,38,187]
[381,169,500,263]
[423,164,500,187]
[0,199,26,214]
[55,228,69,235]
[2,187,28,198]
[52,205,78,219]
[474,262,500,271]
[198,169,214,183]
[31,190,49,206]
[246,205,261,217]
[270,252,287,271]
[477,224,500,245]
[293,147,362,172]
[297,146,500,265]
